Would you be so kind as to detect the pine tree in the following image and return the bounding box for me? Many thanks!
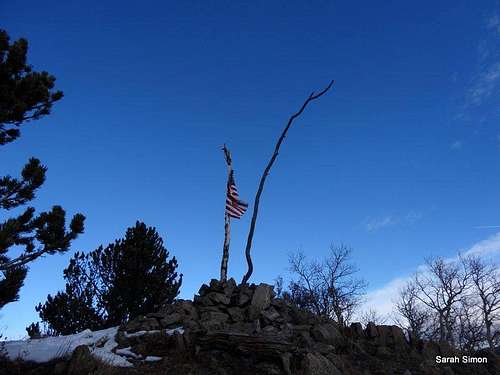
[0,29,85,310]
[34,222,182,334]
[0,29,63,145]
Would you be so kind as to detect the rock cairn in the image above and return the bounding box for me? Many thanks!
[109,279,498,375]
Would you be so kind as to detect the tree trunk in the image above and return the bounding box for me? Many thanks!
[439,315,446,343]
[241,80,334,285]
[220,145,233,282]
[220,212,231,282]
[485,319,493,349]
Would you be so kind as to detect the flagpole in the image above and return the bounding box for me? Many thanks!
[220,145,232,282]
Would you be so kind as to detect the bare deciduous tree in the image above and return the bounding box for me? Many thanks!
[287,245,367,326]
[394,255,500,350]
[360,308,388,327]
[454,298,484,353]
[413,257,471,345]
[466,255,500,350]
[395,280,430,341]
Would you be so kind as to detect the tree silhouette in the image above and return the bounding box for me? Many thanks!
[0,29,84,310]
[34,222,182,334]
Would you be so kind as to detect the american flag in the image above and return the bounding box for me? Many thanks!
[226,171,248,219]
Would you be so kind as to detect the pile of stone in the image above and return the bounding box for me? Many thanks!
[108,279,498,375]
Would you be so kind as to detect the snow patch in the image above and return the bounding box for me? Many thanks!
[144,355,162,362]
[124,329,161,338]
[115,346,140,359]
[124,326,184,338]
[3,326,131,367]
[3,325,185,367]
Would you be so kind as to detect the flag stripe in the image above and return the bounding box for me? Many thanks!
[225,172,248,219]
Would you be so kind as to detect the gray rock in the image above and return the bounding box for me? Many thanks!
[261,306,281,322]
[173,331,186,351]
[124,315,160,333]
[194,294,214,307]
[198,283,210,296]
[183,319,201,333]
[302,353,341,375]
[313,342,335,354]
[207,292,231,305]
[201,311,229,323]
[198,306,223,314]
[228,321,256,334]
[209,278,224,291]
[160,312,183,328]
[311,323,342,346]
[366,322,378,338]
[177,300,198,318]
[53,361,67,375]
[227,306,245,322]
[281,353,292,375]
[223,278,237,297]
[200,319,227,332]
[350,322,364,337]
[249,283,274,320]
[238,284,253,306]
[66,345,98,375]
[290,305,316,325]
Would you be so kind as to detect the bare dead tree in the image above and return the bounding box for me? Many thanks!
[288,251,323,316]
[241,80,334,285]
[288,245,367,326]
[466,255,500,350]
[413,256,471,345]
[454,297,484,353]
[220,145,232,282]
[395,280,430,341]
[360,308,388,327]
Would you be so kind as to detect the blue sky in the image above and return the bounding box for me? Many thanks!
[1,1,500,338]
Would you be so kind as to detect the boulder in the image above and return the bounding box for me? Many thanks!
[261,306,281,323]
[160,312,183,328]
[238,284,254,306]
[124,315,160,333]
[249,283,274,320]
[66,345,98,375]
[311,323,342,346]
[289,305,316,325]
[198,283,210,296]
[201,311,229,323]
[302,353,341,375]
[177,300,198,317]
[350,322,364,337]
[223,278,237,297]
[207,291,231,305]
[193,294,214,307]
[209,278,224,292]
[200,311,229,332]
[365,322,378,338]
[227,306,245,322]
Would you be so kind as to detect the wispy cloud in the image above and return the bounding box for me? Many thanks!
[363,211,423,233]
[361,232,500,318]
[364,216,397,232]
[487,12,500,35]
[468,62,500,106]
[450,140,463,150]
[465,10,500,109]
